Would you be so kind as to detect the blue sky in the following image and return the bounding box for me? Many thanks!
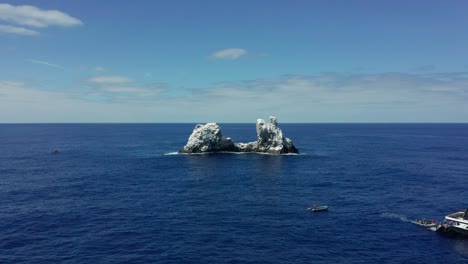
[0,0,467,122]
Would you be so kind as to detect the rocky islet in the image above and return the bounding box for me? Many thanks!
[179,116,299,154]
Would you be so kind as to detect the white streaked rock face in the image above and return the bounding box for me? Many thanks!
[236,116,298,154]
[179,117,298,154]
[179,123,235,153]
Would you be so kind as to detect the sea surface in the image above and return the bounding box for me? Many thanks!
[0,123,467,263]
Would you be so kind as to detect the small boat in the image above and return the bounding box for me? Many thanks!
[411,219,437,228]
[308,205,328,212]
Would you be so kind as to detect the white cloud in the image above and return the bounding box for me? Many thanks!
[210,48,247,60]
[88,75,133,84]
[28,59,64,69]
[0,3,82,28]
[95,66,106,72]
[0,24,39,35]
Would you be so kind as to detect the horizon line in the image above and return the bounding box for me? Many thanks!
[1,122,467,125]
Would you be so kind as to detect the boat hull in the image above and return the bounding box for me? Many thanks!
[439,210,468,238]
[436,225,468,238]
[308,206,328,212]
[411,221,437,228]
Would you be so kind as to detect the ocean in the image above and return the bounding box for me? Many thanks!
[0,123,467,263]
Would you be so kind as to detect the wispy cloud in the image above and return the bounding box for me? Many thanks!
[0,3,82,28]
[0,80,175,122]
[93,84,167,101]
[210,48,247,60]
[88,75,133,84]
[0,24,39,35]
[174,73,466,122]
[27,59,64,69]
[83,74,168,102]
[95,66,106,72]
[100,86,147,93]
[2,72,468,122]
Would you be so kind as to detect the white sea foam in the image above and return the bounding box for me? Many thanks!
[380,212,411,222]
[163,151,302,156]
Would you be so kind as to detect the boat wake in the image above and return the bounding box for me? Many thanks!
[380,212,411,223]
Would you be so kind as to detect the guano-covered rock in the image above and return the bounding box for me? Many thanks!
[178,116,299,154]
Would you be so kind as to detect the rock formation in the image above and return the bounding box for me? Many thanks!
[179,116,299,154]
[178,123,236,153]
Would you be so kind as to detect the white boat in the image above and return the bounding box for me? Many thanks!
[308,205,328,212]
[435,209,468,237]
[411,219,437,228]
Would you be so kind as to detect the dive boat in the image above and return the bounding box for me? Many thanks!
[435,209,468,237]
[308,205,328,212]
[411,219,437,228]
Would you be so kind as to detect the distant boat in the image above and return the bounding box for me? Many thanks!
[51,150,60,154]
[308,205,328,212]
[411,219,437,228]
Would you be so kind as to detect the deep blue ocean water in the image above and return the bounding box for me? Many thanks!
[1,123,467,263]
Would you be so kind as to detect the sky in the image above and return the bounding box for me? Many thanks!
[0,0,467,123]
